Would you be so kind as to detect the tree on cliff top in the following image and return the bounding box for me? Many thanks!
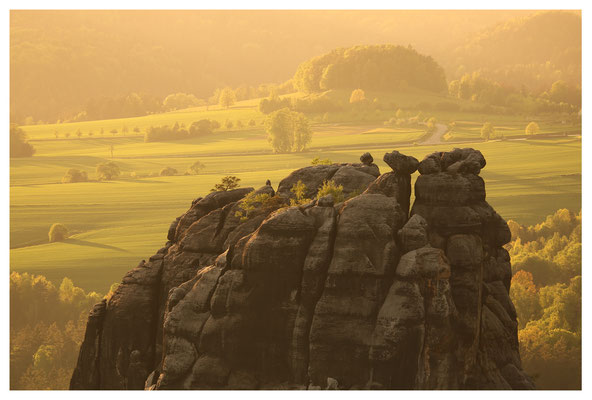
[211,176,241,192]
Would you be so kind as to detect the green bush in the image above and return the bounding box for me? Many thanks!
[311,157,333,165]
[289,180,311,206]
[189,119,214,137]
[317,180,344,203]
[96,161,120,180]
[159,167,178,176]
[61,169,88,183]
[48,223,68,242]
[235,192,272,222]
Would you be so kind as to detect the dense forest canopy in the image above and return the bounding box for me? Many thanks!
[507,209,581,389]
[293,45,447,93]
[11,9,556,123]
[10,272,110,389]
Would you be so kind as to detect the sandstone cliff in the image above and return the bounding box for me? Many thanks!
[70,149,534,390]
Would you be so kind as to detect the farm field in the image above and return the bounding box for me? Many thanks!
[9,11,583,391]
[449,119,581,140]
[10,111,581,292]
[11,93,582,293]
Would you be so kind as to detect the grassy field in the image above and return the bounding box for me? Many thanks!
[11,93,581,293]
[449,119,581,140]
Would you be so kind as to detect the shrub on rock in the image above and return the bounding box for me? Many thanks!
[317,180,344,203]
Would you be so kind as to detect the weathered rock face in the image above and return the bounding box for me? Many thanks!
[277,161,379,200]
[70,149,533,390]
[410,148,532,389]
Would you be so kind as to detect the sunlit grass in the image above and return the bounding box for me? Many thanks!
[10,133,581,292]
[11,89,582,293]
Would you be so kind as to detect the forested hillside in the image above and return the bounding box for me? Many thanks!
[10,10,537,124]
[507,209,581,389]
[450,11,581,91]
[293,45,447,93]
[10,272,115,389]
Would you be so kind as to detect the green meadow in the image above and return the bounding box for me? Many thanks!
[11,96,582,293]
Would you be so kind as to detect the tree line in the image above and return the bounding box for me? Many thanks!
[17,81,295,125]
[448,72,581,114]
[10,272,115,389]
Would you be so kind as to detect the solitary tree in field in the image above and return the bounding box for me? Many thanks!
[211,176,241,192]
[349,88,366,104]
[100,128,105,136]
[62,168,88,183]
[188,161,206,175]
[54,130,59,139]
[265,108,312,153]
[65,132,71,138]
[122,126,129,135]
[481,122,495,141]
[76,129,83,138]
[109,144,114,159]
[293,113,313,152]
[96,161,120,180]
[525,121,540,136]
[48,223,68,242]
[218,87,236,109]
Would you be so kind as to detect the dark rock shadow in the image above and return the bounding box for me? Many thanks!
[63,238,129,252]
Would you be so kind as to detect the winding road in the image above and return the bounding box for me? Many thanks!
[421,123,448,145]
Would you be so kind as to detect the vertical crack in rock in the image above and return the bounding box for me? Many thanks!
[156,251,229,389]
[412,148,534,389]
[290,198,338,384]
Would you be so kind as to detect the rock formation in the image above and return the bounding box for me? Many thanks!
[70,149,534,390]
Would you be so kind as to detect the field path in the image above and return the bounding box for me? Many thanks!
[421,123,448,145]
